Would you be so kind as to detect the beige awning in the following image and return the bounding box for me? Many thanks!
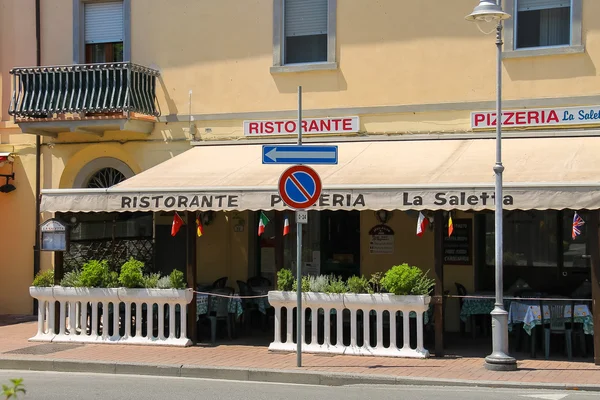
[41,137,600,213]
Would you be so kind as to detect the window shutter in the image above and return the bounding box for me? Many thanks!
[517,0,571,12]
[284,0,328,37]
[84,1,124,44]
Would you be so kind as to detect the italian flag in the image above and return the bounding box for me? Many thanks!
[258,212,270,236]
[283,216,290,236]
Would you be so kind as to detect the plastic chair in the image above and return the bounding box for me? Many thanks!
[247,276,271,289]
[541,301,573,360]
[454,282,468,336]
[212,276,228,289]
[207,288,234,344]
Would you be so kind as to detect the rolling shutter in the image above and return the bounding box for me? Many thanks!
[284,0,328,37]
[84,1,124,44]
[517,0,571,11]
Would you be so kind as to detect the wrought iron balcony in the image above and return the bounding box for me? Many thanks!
[9,62,160,120]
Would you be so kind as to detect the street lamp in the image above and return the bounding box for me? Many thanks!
[466,0,517,372]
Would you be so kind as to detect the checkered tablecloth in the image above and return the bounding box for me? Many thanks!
[508,300,593,336]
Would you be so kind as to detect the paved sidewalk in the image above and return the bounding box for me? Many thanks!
[1,320,599,390]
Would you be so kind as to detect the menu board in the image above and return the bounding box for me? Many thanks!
[369,224,395,255]
[443,219,472,265]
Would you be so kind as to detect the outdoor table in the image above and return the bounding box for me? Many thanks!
[196,294,244,319]
[458,292,511,338]
[508,300,594,335]
[249,287,272,314]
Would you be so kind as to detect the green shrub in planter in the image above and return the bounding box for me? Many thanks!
[32,270,54,287]
[119,258,145,288]
[169,269,186,289]
[157,276,172,289]
[143,273,162,289]
[277,268,294,291]
[325,276,347,294]
[308,275,329,292]
[292,275,310,292]
[381,263,434,296]
[79,260,110,288]
[60,270,82,287]
[347,275,371,294]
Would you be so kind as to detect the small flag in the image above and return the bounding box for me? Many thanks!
[448,214,454,237]
[171,212,184,237]
[416,212,429,237]
[258,211,270,236]
[283,216,290,236]
[196,215,204,237]
[572,212,585,240]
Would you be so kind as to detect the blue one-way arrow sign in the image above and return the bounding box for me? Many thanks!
[262,145,338,165]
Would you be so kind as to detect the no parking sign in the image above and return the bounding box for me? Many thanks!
[277,165,322,210]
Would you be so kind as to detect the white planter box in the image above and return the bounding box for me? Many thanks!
[29,286,194,347]
[268,291,431,358]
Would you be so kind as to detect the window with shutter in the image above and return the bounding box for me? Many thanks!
[515,0,571,49]
[84,1,125,63]
[284,0,328,64]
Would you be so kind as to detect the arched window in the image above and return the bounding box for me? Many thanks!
[86,167,127,188]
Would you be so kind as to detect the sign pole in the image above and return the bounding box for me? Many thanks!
[296,86,303,368]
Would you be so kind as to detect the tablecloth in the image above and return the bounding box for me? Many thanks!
[196,294,244,318]
[508,300,594,336]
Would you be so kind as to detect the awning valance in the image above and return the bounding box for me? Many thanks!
[40,137,600,213]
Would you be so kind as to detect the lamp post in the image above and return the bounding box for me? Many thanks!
[466,0,517,372]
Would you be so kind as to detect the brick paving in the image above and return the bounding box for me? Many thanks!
[0,319,599,386]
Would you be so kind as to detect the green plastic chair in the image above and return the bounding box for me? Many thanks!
[541,302,573,360]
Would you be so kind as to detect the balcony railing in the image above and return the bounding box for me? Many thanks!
[9,62,160,119]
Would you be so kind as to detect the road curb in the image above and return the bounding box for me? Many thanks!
[1,357,599,392]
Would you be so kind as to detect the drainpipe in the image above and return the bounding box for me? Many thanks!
[33,0,41,284]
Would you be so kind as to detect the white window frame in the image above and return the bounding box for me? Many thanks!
[271,0,337,73]
[503,0,584,59]
[73,0,131,64]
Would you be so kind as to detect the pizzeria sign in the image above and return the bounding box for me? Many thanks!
[471,105,600,129]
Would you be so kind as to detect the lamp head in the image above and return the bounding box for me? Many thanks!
[465,0,510,22]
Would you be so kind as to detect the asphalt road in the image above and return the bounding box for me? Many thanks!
[0,370,596,400]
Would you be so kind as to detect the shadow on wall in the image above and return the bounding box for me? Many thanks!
[504,52,596,81]
[272,70,348,94]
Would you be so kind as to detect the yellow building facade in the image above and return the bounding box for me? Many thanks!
[1,0,599,342]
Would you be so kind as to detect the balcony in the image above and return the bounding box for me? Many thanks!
[8,62,160,136]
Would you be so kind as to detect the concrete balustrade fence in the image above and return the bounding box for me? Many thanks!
[268,291,431,358]
[29,287,194,346]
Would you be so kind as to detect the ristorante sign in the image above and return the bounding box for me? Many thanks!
[42,187,600,214]
[471,105,600,129]
[243,116,360,136]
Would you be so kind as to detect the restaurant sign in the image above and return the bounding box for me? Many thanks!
[471,105,600,130]
[42,186,600,214]
[244,116,359,136]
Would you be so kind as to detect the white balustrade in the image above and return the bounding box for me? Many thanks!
[268,291,431,358]
[29,287,193,347]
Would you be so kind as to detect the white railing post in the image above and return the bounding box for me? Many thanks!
[81,302,88,337]
[273,306,282,344]
[168,303,176,339]
[402,310,410,350]
[179,304,187,340]
[336,307,343,348]
[135,302,143,338]
[101,301,109,339]
[324,307,331,347]
[111,302,120,341]
[389,311,397,349]
[286,307,294,344]
[350,309,357,347]
[147,302,154,339]
[310,308,318,347]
